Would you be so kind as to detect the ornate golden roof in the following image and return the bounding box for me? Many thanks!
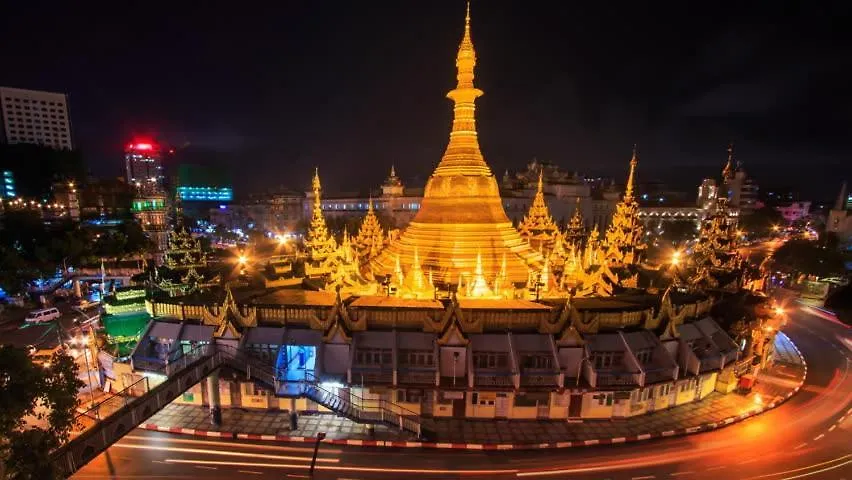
[517,171,561,251]
[370,3,541,285]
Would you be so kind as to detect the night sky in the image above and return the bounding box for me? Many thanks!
[2,1,849,200]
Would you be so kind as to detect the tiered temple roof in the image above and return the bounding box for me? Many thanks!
[304,169,337,276]
[353,199,385,262]
[603,147,645,266]
[517,172,560,251]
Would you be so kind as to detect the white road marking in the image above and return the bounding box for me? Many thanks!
[814,433,825,441]
[794,442,808,450]
[705,465,726,471]
[238,471,263,475]
[669,472,694,477]
[195,465,217,470]
[631,476,656,480]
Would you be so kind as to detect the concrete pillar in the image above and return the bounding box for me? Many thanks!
[207,371,222,426]
[73,279,82,298]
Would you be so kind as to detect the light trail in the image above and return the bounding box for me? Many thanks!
[163,458,520,476]
[121,434,343,454]
[741,454,852,479]
[112,443,339,463]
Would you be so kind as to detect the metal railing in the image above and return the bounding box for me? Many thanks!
[298,370,429,438]
[207,344,432,439]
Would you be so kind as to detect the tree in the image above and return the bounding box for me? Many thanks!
[739,206,785,237]
[660,220,698,247]
[0,346,83,479]
[770,239,847,279]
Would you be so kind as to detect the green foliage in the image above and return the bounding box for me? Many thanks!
[739,206,785,237]
[0,211,152,293]
[0,346,83,479]
[770,239,847,278]
[659,220,697,246]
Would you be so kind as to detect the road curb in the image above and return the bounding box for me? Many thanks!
[141,335,807,451]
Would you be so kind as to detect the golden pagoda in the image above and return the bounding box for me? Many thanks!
[370,3,541,285]
[603,147,645,265]
[353,198,385,262]
[517,171,561,251]
[304,168,337,277]
[564,197,586,247]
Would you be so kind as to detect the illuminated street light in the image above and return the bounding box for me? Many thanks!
[774,306,784,316]
[237,254,249,266]
[671,250,681,266]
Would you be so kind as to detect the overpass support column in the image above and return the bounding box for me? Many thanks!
[207,370,222,426]
[73,279,82,298]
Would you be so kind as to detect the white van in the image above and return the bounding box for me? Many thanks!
[25,308,61,323]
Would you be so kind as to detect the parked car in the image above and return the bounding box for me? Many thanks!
[24,307,61,323]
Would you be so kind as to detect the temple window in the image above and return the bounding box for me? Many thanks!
[355,348,392,366]
[520,353,552,370]
[634,348,653,365]
[399,349,434,367]
[473,352,508,369]
[591,351,623,369]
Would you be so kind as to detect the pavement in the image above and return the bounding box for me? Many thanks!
[72,303,852,479]
[140,332,806,449]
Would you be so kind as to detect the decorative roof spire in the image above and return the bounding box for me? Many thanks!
[537,169,544,193]
[390,164,396,178]
[624,145,638,200]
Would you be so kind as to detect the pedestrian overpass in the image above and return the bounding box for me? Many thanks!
[51,342,431,478]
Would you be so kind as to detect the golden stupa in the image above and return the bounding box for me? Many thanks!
[371,4,542,284]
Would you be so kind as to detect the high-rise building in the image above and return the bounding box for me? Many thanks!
[697,178,717,210]
[125,140,164,192]
[0,86,73,149]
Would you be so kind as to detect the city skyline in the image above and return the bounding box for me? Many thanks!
[1,1,849,199]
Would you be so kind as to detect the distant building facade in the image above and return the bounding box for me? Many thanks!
[774,201,811,223]
[0,86,73,149]
[210,188,304,233]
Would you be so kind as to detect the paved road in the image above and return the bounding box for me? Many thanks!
[73,306,851,479]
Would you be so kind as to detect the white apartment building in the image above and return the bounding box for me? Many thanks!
[0,86,73,149]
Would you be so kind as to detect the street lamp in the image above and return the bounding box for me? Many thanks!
[71,335,97,408]
[671,250,681,266]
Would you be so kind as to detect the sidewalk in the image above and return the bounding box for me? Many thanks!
[143,333,805,449]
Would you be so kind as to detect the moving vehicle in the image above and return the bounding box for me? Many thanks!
[24,307,61,323]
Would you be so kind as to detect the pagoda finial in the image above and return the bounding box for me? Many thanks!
[368,195,374,213]
[312,167,321,193]
[390,164,396,178]
[537,169,544,194]
[624,145,638,200]
[722,143,735,180]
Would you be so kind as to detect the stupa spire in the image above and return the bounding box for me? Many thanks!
[624,145,638,200]
[367,1,542,285]
[434,1,489,176]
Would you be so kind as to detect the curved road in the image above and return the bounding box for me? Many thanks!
[73,305,851,479]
